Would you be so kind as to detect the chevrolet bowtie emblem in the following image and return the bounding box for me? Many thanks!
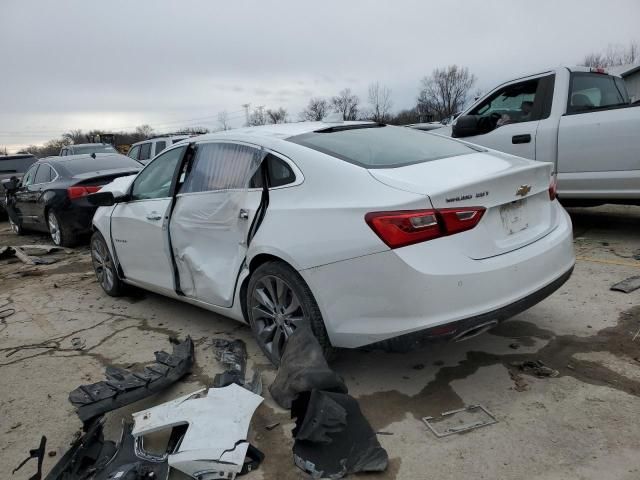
[516,184,531,197]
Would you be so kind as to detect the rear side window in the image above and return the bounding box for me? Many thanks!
[34,164,53,183]
[155,141,167,155]
[139,142,152,161]
[0,156,36,173]
[568,73,630,113]
[182,143,264,193]
[288,125,476,169]
[250,154,296,188]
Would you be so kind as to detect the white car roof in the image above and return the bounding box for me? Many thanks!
[191,121,376,143]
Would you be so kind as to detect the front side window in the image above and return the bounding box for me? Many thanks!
[131,146,185,200]
[470,79,540,126]
[568,73,630,113]
[182,143,264,193]
[139,142,152,161]
[128,145,141,160]
[34,164,52,184]
[21,165,39,186]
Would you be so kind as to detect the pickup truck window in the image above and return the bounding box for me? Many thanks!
[567,73,630,114]
[471,79,540,126]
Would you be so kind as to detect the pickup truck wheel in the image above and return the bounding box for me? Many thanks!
[90,232,124,296]
[247,260,333,366]
[47,210,77,247]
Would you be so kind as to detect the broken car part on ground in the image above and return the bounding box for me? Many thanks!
[68,337,194,423]
[270,327,389,478]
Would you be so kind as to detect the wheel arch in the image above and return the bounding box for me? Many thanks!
[239,252,301,323]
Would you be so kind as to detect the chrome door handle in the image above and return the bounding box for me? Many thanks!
[146,213,162,221]
[239,209,249,219]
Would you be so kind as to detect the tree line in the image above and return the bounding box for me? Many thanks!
[7,40,637,157]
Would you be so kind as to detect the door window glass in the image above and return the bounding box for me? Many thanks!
[182,143,264,193]
[21,165,39,186]
[155,141,167,155]
[470,79,539,126]
[139,142,152,161]
[34,164,52,184]
[131,147,185,200]
[568,73,630,113]
[128,145,140,160]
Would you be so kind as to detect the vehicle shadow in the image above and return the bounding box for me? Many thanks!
[565,204,640,239]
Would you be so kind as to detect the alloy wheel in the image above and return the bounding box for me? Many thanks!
[91,237,115,292]
[48,211,61,245]
[249,274,308,361]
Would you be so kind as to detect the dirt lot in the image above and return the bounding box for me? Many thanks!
[1,205,639,480]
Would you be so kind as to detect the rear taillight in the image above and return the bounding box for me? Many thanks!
[365,207,485,249]
[68,186,101,200]
[548,174,557,201]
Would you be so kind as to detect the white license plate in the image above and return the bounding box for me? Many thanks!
[500,199,529,235]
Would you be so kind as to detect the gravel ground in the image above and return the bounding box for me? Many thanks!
[1,205,639,479]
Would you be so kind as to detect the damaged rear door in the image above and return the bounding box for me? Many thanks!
[170,141,266,307]
[110,146,186,292]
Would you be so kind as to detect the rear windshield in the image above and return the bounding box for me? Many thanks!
[61,155,141,175]
[288,125,477,168]
[0,156,36,173]
[73,144,117,154]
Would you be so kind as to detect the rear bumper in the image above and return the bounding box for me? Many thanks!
[59,201,97,234]
[301,205,575,349]
[364,265,573,351]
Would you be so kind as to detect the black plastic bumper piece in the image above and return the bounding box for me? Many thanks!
[365,265,574,352]
[68,337,194,423]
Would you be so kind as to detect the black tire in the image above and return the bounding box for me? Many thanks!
[246,260,332,366]
[90,232,124,296]
[47,209,78,247]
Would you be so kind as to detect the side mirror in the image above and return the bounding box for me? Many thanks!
[452,115,480,138]
[1,177,19,193]
[87,191,120,206]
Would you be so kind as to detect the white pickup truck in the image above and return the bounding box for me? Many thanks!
[435,67,640,205]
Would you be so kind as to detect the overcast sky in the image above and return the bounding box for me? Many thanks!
[1,0,639,152]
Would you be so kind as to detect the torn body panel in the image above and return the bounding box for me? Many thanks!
[68,337,194,423]
[269,327,347,409]
[291,390,388,479]
[132,384,263,479]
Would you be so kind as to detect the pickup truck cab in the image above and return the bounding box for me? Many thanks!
[436,67,640,205]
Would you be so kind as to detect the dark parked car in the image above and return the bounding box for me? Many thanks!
[2,153,141,246]
[0,154,37,217]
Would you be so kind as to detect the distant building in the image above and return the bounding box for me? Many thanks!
[608,63,640,102]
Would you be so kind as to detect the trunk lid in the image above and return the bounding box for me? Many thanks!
[368,151,557,259]
[72,167,141,187]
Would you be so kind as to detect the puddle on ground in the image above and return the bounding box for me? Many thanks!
[357,306,640,431]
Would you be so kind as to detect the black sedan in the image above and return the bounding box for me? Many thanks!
[3,153,142,246]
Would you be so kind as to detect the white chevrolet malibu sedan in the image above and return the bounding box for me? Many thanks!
[90,121,575,364]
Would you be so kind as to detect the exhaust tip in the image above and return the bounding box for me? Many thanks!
[452,320,499,342]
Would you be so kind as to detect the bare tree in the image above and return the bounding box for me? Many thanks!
[331,88,360,120]
[267,107,288,124]
[582,41,639,67]
[248,106,267,126]
[367,82,393,122]
[417,65,476,121]
[62,129,84,144]
[217,111,231,130]
[300,97,330,121]
[135,124,154,140]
